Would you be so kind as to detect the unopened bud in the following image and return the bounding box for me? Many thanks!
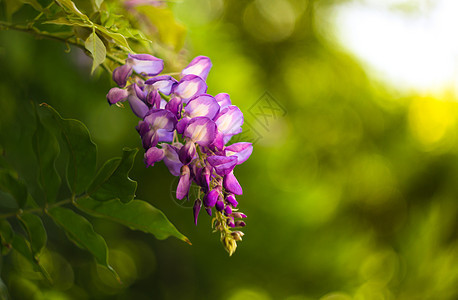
[234,220,246,228]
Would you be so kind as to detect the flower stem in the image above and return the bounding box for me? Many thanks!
[0,21,125,66]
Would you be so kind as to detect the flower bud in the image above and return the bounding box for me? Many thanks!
[205,207,212,216]
[203,189,219,207]
[193,199,202,226]
[226,194,238,207]
[215,200,224,211]
[224,205,232,215]
[234,221,246,228]
[232,212,247,219]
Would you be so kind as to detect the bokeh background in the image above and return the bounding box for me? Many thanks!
[1,0,458,299]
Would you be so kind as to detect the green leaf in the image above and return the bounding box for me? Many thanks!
[11,234,52,283]
[76,197,191,244]
[0,220,14,255]
[94,0,104,10]
[4,0,42,19]
[55,0,89,20]
[135,5,186,51]
[18,213,47,256]
[33,106,61,205]
[87,148,137,203]
[95,25,133,52]
[43,104,97,195]
[85,31,107,74]
[0,169,28,209]
[47,207,117,278]
[43,17,79,26]
[22,0,42,11]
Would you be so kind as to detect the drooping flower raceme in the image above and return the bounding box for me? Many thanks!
[107,55,252,255]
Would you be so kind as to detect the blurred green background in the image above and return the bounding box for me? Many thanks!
[1,0,457,299]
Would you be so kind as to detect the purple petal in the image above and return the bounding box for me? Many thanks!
[132,83,147,101]
[223,171,243,195]
[144,147,165,167]
[214,106,244,136]
[145,75,178,95]
[203,189,219,207]
[226,194,238,207]
[128,54,164,76]
[176,117,189,134]
[178,141,196,165]
[162,144,183,176]
[113,64,132,87]
[165,97,183,119]
[225,142,253,165]
[215,200,224,211]
[224,205,232,215]
[156,129,174,143]
[144,109,177,131]
[173,75,207,103]
[193,199,202,226]
[146,90,161,108]
[183,117,217,146]
[205,207,212,216]
[215,93,231,109]
[128,95,149,118]
[181,56,212,81]
[208,131,225,151]
[207,155,237,176]
[176,165,191,200]
[201,166,211,191]
[185,94,220,119]
[107,87,128,105]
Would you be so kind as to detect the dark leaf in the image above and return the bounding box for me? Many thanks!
[87,148,137,203]
[18,213,47,256]
[42,104,97,195]
[76,197,191,244]
[33,107,61,205]
[0,169,28,209]
[47,207,118,278]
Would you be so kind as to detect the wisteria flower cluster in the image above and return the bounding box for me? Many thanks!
[107,54,252,255]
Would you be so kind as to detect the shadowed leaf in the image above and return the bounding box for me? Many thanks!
[42,104,97,195]
[76,197,191,244]
[87,148,137,203]
[33,107,61,205]
[47,206,118,278]
[18,213,47,256]
[0,170,28,209]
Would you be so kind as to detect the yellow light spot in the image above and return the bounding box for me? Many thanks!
[408,97,457,150]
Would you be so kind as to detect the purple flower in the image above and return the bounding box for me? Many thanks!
[127,54,164,76]
[183,117,217,146]
[173,75,207,103]
[112,64,132,87]
[145,75,177,95]
[193,199,202,225]
[181,56,212,81]
[176,165,191,200]
[128,95,149,119]
[214,106,244,143]
[215,93,231,109]
[107,87,129,105]
[224,142,253,165]
[207,155,238,176]
[223,170,243,195]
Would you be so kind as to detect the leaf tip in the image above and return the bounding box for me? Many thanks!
[184,237,192,245]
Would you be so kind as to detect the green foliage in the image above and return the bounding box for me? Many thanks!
[0,170,27,209]
[87,148,138,203]
[17,213,47,256]
[47,206,116,278]
[44,104,97,195]
[77,197,191,244]
[32,105,61,205]
[0,103,189,293]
